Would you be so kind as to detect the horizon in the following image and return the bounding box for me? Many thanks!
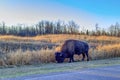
[0,0,120,30]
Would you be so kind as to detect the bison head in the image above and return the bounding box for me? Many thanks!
[55,52,65,63]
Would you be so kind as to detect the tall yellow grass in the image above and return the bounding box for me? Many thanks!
[4,49,55,65]
[91,44,120,59]
[0,34,120,66]
[0,43,120,66]
[0,34,120,43]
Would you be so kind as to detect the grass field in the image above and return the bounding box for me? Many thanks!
[0,57,120,79]
[0,34,120,66]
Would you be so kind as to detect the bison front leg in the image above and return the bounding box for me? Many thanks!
[69,55,74,63]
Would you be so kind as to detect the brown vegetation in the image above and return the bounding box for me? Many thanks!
[0,34,120,66]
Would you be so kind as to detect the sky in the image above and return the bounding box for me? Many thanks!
[0,0,120,30]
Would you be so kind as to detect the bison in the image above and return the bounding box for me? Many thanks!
[55,39,89,63]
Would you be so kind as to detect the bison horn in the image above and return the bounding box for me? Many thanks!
[60,53,63,57]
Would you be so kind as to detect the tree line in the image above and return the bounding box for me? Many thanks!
[0,20,79,36]
[0,20,120,37]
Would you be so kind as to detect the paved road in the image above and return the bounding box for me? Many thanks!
[3,65,120,80]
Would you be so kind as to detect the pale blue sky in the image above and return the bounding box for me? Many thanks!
[0,0,120,30]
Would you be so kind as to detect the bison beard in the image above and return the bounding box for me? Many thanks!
[55,39,89,63]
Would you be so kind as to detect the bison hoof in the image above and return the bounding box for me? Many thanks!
[87,59,89,61]
[82,59,84,61]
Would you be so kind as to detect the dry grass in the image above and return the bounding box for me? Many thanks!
[0,34,120,43]
[3,49,55,66]
[0,34,120,66]
[0,43,120,66]
[90,44,120,60]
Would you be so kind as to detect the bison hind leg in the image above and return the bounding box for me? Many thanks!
[82,53,85,61]
[85,51,89,61]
